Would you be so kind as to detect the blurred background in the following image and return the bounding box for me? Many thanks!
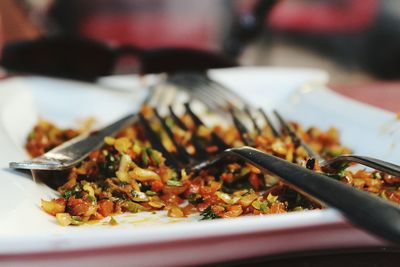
[1,0,400,85]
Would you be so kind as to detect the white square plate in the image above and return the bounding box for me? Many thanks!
[0,67,398,267]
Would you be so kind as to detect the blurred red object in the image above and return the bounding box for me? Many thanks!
[58,0,380,52]
[331,82,400,113]
[77,0,228,50]
[268,0,379,33]
[81,14,215,49]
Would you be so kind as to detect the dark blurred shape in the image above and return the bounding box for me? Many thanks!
[266,0,400,80]
[203,247,400,267]
[361,12,400,80]
[1,36,116,81]
[47,0,279,57]
[0,36,237,81]
[224,0,278,57]
[138,47,237,75]
[6,0,400,80]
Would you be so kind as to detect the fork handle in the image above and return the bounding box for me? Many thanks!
[322,155,400,177]
[228,147,400,244]
[9,113,137,170]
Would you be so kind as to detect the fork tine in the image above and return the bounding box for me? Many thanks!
[258,108,279,137]
[169,74,224,111]
[273,110,322,160]
[173,73,248,112]
[138,113,181,170]
[244,106,261,135]
[152,108,191,164]
[195,79,232,110]
[272,111,400,176]
[187,82,227,111]
[204,76,248,109]
[168,105,209,160]
[168,105,188,130]
[183,102,204,127]
[229,107,253,146]
[184,102,229,151]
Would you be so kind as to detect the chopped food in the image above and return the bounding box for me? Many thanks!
[26,119,80,157]
[28,108,399,226]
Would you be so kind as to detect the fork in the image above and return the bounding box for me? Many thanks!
[139,101,400,244]
[272,110,400,176]
[178,73,400,177]
[8,73,215,171]
[11,71,400,177]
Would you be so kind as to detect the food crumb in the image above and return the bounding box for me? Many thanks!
[109,216,118,226]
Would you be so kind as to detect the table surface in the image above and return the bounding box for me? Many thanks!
[204,247,400,267]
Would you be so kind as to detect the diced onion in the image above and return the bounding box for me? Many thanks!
[239,193,258,207]
[114,137,132,153]
[56,213,72,226]
[129,166,160,182]
[41,199,65,215]
[167,206,185,218]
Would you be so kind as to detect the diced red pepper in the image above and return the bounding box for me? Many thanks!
[67,196,92,216]
[151,180,164,192]
[97,200,114,217]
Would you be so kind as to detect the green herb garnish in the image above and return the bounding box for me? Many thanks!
[148,148,161,165]
[240,167,250,177]
[145,190,157,196]
[87,195,97,204]
[200,206,221,220]
[70,216,83,225]
[142,148,149,167]
[63,185,81,199]
[100,153,119,176]
[188,193,203,205]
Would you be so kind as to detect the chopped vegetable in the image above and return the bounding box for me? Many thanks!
[27,108,395,226]
[167,180,183,187]
[130,166,160,182]
[200,206,221,220]
[125,201,149,213]
[188,193,203,205]
[109,216,118,226]
[41,199,65,215]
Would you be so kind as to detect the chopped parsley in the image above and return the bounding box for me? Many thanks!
[188,193,203,205]
[200,206,221,220]
[100,153,119,176]
[147,148,161,165]
[63,185,81,199]
[87,195,97,204]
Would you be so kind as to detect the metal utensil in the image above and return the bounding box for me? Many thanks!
[138,103,400,244]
